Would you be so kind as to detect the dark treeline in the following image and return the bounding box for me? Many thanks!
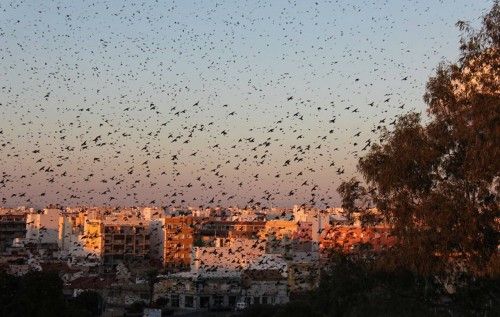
[0,271,103,317]
[241,252,499,317]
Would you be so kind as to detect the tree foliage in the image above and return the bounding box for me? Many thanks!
[337,177,368,219]
[73,291,104,316]
[241,253,500,317]
[0,270,92,317]
[337,178,385,226]
[358,2,499,276]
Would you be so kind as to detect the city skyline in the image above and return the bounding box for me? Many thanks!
[0,1,498,316]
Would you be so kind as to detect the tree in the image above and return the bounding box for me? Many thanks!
[337,177,368,223]
[126,301,146,315]
[0,271,19,317]
[73,291,104,316]
[0,270,92,317]
[358,2,499,276]
[145,269,159,306]
[15,271,69,317]
[337,178,382,226]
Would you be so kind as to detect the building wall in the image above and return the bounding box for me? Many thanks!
[58,215,91,259]
[260,220,298,255]
[149,218,165,263]
[0,213,26,251]
[243,280,289,305]
[83,220,104,258]
[319,225,396,254]
[163,216,193,270]
[26,208,61,245]
[154,275,241,310]
[192,238,265,272]
[102,223,150,266]
[154,272,288,311]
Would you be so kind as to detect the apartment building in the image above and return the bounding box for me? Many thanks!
[163,216,193,271]
[25,208,61,249]
[83,216,150,266]
[0,209,27,252]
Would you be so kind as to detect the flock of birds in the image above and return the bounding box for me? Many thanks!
[0,0,490,209]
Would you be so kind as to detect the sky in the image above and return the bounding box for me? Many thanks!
[0,0,493,209]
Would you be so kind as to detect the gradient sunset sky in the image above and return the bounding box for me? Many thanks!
[0,0,493,208]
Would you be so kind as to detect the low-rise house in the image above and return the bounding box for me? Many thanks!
[64,275,114,298]
[241,254,289,306]
[106,280,150,306]
[242,270,289,306]
[154,271,241,310]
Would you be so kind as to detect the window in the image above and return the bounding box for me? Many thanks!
[171,294,179,307]
[214,295,224,307]
[228,296,237,307]
[262,296,268,304]
[254,296,261,305]
[200,296,210,308]
[184,295,194,308]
